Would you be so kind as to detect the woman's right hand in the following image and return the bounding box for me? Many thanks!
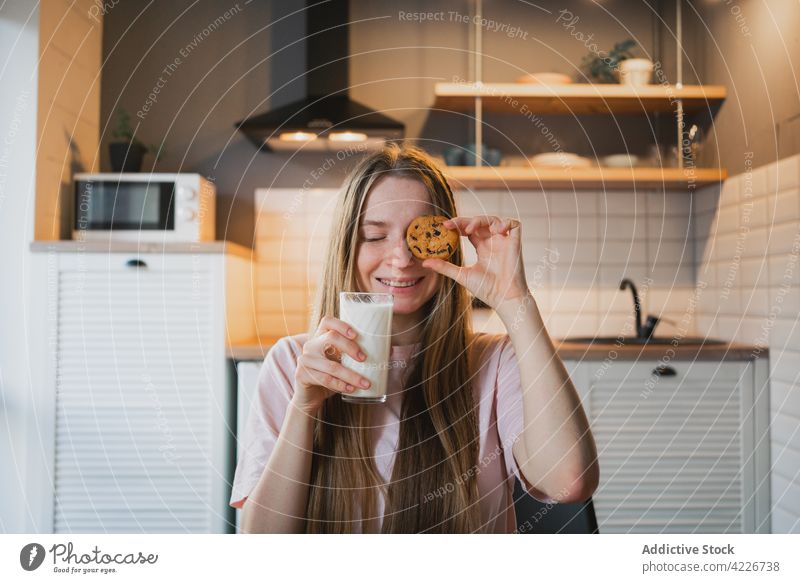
[291,316,372,415]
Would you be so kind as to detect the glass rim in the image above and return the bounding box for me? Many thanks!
[339,291,394,303]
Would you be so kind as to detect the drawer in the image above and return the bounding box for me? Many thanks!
[56,252,215,272]
[585,359,745,385]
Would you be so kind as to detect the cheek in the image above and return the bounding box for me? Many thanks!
[422,273,441,297]
[358,249,378,269]
[356,247,381,280]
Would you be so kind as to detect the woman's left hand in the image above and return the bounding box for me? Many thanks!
[421,215,529,310]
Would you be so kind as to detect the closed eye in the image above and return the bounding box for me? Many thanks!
[363,237,385,242]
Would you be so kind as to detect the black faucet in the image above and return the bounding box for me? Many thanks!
[619,278,660,339]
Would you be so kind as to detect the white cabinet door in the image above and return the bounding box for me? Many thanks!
[52,254,223,533]
[569,359,750,533]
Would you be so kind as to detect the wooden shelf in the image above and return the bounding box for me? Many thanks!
[444,166,728,190]
[434,83,726,114]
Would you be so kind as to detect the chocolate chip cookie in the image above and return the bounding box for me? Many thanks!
[406,215,459,260]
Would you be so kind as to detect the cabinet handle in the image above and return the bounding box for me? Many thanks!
[125,259,148,269]
[652,365,677,377]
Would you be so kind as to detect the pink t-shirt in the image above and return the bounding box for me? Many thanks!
[230,331,553,533]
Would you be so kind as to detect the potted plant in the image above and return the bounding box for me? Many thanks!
[109,109,155,172]
[581,39,639,84]
[617,57,654,86]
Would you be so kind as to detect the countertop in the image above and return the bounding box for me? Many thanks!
[227,309,766,362]
[29,240,253,259]
[227,334,766,362]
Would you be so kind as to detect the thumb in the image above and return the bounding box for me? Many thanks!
[422,258,464,283]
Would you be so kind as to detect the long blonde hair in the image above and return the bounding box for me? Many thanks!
[305,144,481,533]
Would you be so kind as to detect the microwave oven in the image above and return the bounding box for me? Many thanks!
[72,173,216,242]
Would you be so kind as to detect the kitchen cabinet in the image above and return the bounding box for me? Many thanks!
[563,356,770,533]
[434,81,728,191]
[29,243,254,533]
[234,360,263,533]
[433,0,727,191]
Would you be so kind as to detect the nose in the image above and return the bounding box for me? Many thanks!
[389,237,415,269]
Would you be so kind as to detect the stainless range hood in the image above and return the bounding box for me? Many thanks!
[235,0,404,152]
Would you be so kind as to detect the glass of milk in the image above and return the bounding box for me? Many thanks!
[339,292,394,404]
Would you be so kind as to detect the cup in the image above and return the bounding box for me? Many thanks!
[338,292,394,404]
[618,58,653,86]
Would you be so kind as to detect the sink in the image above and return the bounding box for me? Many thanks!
[561,336,727,346]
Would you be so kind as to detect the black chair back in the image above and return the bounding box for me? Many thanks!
[512,478,599,533]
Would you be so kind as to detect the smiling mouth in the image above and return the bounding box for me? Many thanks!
[376,277,423,289]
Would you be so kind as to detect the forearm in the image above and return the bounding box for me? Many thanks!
[241,401,314,533]
[496,291,599,502]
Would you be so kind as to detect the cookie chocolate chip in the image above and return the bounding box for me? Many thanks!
[406,215,460,260]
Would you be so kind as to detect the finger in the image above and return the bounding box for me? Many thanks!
[491,218,521,235]
[489,220,507,235]
[446,216,502,237]
[421,258,466,283]
[492,219,522,243]
[305,355,372,393]
[440,217,466,234]
[297,358,352,394]
[442,216,479,235]
[465,215,502,236]
[317,330,366,363]
[317,315,358,340]
[302,365,353,394]
[464,216,481,235]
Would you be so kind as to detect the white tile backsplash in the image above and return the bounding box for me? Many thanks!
[746,164,770,201]
[599,262,649,286]
[254,185,700,341]
[549,237,599,264]
[550,214,600,239]
[256,238,310,263]
[599,190,646,216]
[768,255,800,287]
[503,190,548,217]
[455,189,504,217]
[648,191,692,216]
[719,177,740,208]
[718,204,740,232]
[545,191,599,216]
[646,213,693,240]
[595,311,638,337]
[693,153,800,533]
[767,155,800,194]
[598,214,649,240]
[648,239,693,265]
[693,184,721,214]
[748,193,771,229]
[598,239,648,263]
[768,222,800,255]
[597,288,636,313]
[771,357,800,388]
[258,286,314,313]
[738,257,769,287]
[257,261,318,288]
[771,190,800,224]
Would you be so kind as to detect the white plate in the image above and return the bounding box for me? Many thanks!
[602,154,640,167]
[529,152,592,168]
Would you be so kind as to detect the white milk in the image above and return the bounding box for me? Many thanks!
[339,294,393,403]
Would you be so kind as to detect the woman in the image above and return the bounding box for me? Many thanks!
[231,144,598,533]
